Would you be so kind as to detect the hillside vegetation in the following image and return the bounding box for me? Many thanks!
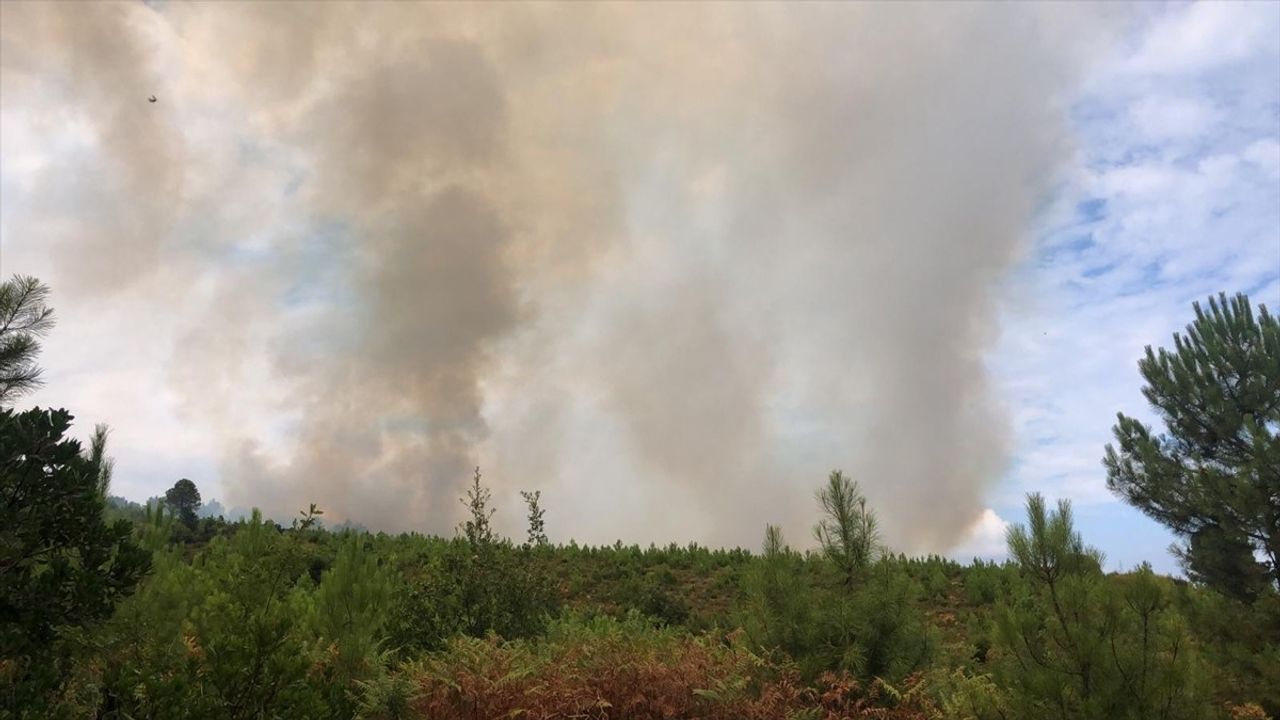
[2,280,1276,720]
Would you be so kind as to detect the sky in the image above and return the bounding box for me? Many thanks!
[1,1,1277,574]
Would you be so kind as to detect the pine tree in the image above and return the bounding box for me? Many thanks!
[164,478,203,530]
[164,512,320,718]
[739,525,817,668]
[996,494,1210,720]
[0,275,54,406]
[846,558,931,681]
[742,479,930,682]
[1104,292,1280,601]
[308,537,395,718]
[814,470,879,586]
[521,490,547,546]
[88,423,114,497]
[460,466,495,548]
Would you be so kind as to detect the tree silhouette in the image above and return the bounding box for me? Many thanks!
[164,478,202,529]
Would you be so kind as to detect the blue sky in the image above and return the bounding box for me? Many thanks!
[975,1,1280,573]
[0,2,1277,568]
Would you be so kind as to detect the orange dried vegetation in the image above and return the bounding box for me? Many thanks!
[408,621,940,720]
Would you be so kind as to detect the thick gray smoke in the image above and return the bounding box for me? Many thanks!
[0,2,1128,550]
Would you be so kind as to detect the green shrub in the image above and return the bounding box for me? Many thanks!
[389,538,557,653]
[995,494,1212,720]
[0,407,150,716]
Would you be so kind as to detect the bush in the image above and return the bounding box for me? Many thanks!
[92,512,325,718]
[0,407,150,715]
[409,613,941,720]
[1177,587,1280,715]
[846,561,932,681]
[995,494,1212,720]
[739,519,931,684]
[389,538,557,653]
[86,512,397,719]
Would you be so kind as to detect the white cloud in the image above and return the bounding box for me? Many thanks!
[1124,1,1280,76]
[1128,94,1221,141]
[991,0,1280,534]
[950,508,1010,561]
[1244,138,1280,177]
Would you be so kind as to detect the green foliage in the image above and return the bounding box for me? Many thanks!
[169,513,235,546]
[625,568,692,626]
[390,537,557,654]
[0,275,55,406]
[87,511,399,719]
[741,491,930,684]
[521,489,547,546]
[11,272,1272,719]
[1005,492,1103,581]
[164,478,202,530]
[921,563,949,601]
[1105,292,1280,601]
[296,502,324,531]
[814,470,879,586]
[105,512,321,717]
[13,265,1268,719]
[103,494,149,525]
[390,471,556,654]
[739,525,818,667]
[0,407,150,714]
[846,560,932,682]
[15,479,1269,719]
[88,511,200,717]
[962,559,1013,606]
[305,536,396,719]
[87,424,113,497]
[931,669,1012,720]
[1176,588,1280,716]
[995,493,1211,720]
[459,465,495,547]
[541,539,748,629]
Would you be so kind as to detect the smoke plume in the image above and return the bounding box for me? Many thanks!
[0,2,1127,550]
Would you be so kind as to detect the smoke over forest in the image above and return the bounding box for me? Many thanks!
[0,2,1131,551]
